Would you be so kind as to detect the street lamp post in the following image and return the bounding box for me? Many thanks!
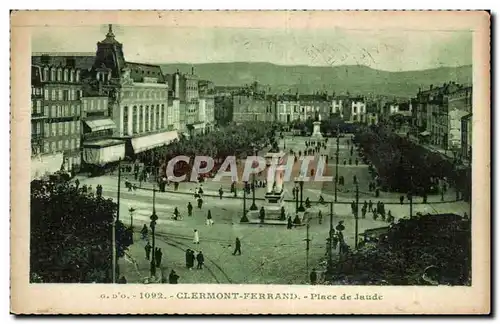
[149,189,158,277]
[111,214,117,283]
[327,201,334,273]
[128,207,135,229]
[298,180,305,212]
[305,220,311,280]
[243,181,247,218]
[250,147,258,211]
[334,125,340,203]
[295,182,299,213]
[354,183,359,250]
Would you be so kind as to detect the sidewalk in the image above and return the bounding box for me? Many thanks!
[76,174,464,205]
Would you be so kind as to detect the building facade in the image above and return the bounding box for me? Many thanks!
[298,94,330,121]
[90,25,178,158]
[276,94,300,123]
[348,97,366,123]
[31,63,83,179]
[461,113,472,162]
[232,94,276,122]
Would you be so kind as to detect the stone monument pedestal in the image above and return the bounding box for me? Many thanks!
[310,120,324,146]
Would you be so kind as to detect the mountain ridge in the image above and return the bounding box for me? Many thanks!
[160,62,472,98]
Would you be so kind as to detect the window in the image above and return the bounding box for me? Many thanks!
[123,106,128,133]
[63,69,68,82]
[57,69,62,81]
[83,101,88,112]
[70,120,75,134]
[43,68,49,81]
[76,138,80,148]
[75,121,80,134]
[44,141,49,153]
[51,89,56,101]
[64,139,69,150]
[76,70,80,82]
[75,104,80,116]
[36,122,41,134]
[44,123,50,138]
[90,100,94,111]
[64,122,69,135]
[58,140,63,150]
[58,90,63,101]
[36,101,42,114]
[50,69,56,81]
[44,89,49,100]
[51,141,56,153]
[51,105,56,118]
[70,70,74,82]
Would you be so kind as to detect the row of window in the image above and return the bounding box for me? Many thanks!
[122,89,167,100]
[48,104,81,119]
[44,121,81,138]
[41,67,81,83]
[31,100,43,115]
[44,88,82,101]
[32,87,43,97]
[82,98,107,112]
[43,138,81,154]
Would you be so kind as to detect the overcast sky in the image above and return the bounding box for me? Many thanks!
[31,25,472,72]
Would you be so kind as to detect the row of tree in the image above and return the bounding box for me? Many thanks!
[332,214,471,285]
[354,125,471,198]
[30,180,133,283]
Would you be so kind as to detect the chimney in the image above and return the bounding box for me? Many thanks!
[191,66,195,75]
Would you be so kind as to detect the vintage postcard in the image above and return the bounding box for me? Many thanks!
[10,10,490,314]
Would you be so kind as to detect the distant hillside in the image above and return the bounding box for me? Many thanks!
[160,62,472,98]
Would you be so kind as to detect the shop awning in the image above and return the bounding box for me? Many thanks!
[83,139,125,165]
[84,119,116,132]
[31,152,64,181]
[131,130,179,154]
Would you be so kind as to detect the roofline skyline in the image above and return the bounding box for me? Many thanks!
[32,52,472,73]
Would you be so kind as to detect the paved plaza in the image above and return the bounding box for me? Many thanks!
[78,134,470,284]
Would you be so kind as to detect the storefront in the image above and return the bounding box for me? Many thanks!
[130,130,179,154]
[83,139,126,166]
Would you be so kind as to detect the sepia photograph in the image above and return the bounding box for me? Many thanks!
[10,10,490,314]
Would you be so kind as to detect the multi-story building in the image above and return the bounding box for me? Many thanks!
[331,97,345,119]
[166,68,206,135]
[298,94,330,120]
[461,113,472,162]
[232,93,276,122]
[199,79,215,133]
[276,94,300,123]
[347,97,366,123]
[90,25,178,157]
[30,62,83,179]
[414,82,471,150]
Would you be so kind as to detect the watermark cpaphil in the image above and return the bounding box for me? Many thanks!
[164,155,333,183]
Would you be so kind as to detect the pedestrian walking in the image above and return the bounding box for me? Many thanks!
[185,249,191,268]
[155,248,163,268]
[259,207,265,224]
[310,269,317,285]
[233,237,242,255]
[206,210,214,226]
[197,197,203,209]
[187,202,193,216]
[141,224,148,240]
[168,270,179,284]
[193,229,200,244]
[400,195,404,204]
[173,207,180,220]
[318,210,323,224]
[188,250,195,270]
[196,251,205,269]
[361,205,367,219]
[143,241,152,260]
[287,216,293,229]
[219,186,223,199]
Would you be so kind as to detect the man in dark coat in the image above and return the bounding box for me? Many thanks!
[233,237,242,255]
[400,195,404,204]
[259,207,265,224]
[185,249,191,268]
[196,251,205,269]
[310,269,318,285]
[155,248,163,268]
[219,186,223,199]
[187,202,193,216]
[287,216,293,229]
[197,197,203,209]
[188,250,195,270]
[169,270,179,284]
[145,241,152,260]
